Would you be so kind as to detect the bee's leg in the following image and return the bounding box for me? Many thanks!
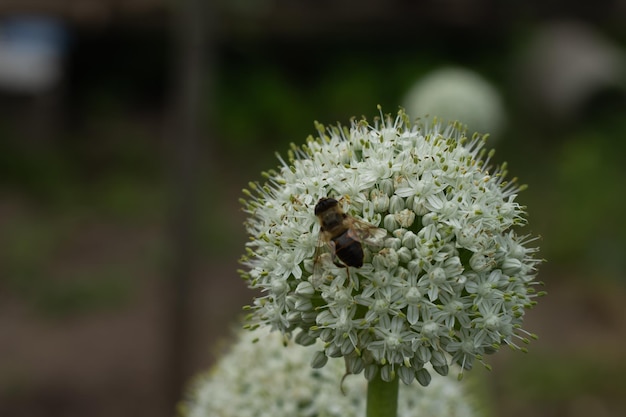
[330,241,343,268]
[331,257,351,282]
[331,258,350,278]
[332,258,344,268]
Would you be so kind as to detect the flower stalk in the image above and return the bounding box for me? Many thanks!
[367,373,399,417]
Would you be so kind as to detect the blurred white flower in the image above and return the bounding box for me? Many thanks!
[402,67,506,138]
[240,108,543,385]
[181,327,480,417]
[515,20,626,121]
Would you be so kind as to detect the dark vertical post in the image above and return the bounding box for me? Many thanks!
[165,0,213,412]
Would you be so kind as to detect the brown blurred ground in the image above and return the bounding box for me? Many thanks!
[0,195,251,417]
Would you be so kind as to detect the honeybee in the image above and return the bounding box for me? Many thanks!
[313,197,386,283]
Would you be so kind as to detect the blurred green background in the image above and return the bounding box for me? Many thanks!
[0,1,625,417]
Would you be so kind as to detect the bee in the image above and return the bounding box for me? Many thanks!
[313,197,386,283]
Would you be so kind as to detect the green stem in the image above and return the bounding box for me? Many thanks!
[366,372,399,417]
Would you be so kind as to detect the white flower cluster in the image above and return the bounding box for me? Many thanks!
[240,108,542,385]
[181,327,479,417]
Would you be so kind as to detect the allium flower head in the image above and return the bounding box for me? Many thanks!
[181,327,479,417]
[240,108,542,385]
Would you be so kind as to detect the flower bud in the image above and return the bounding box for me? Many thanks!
[370,189,390,212]
[383,213,399,232]
[394,208,416,228]
[389,195,405,214]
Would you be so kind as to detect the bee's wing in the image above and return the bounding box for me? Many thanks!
[311,233,335,288]
[346,217,387,246]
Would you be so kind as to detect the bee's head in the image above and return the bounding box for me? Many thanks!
[314,197,338,216]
